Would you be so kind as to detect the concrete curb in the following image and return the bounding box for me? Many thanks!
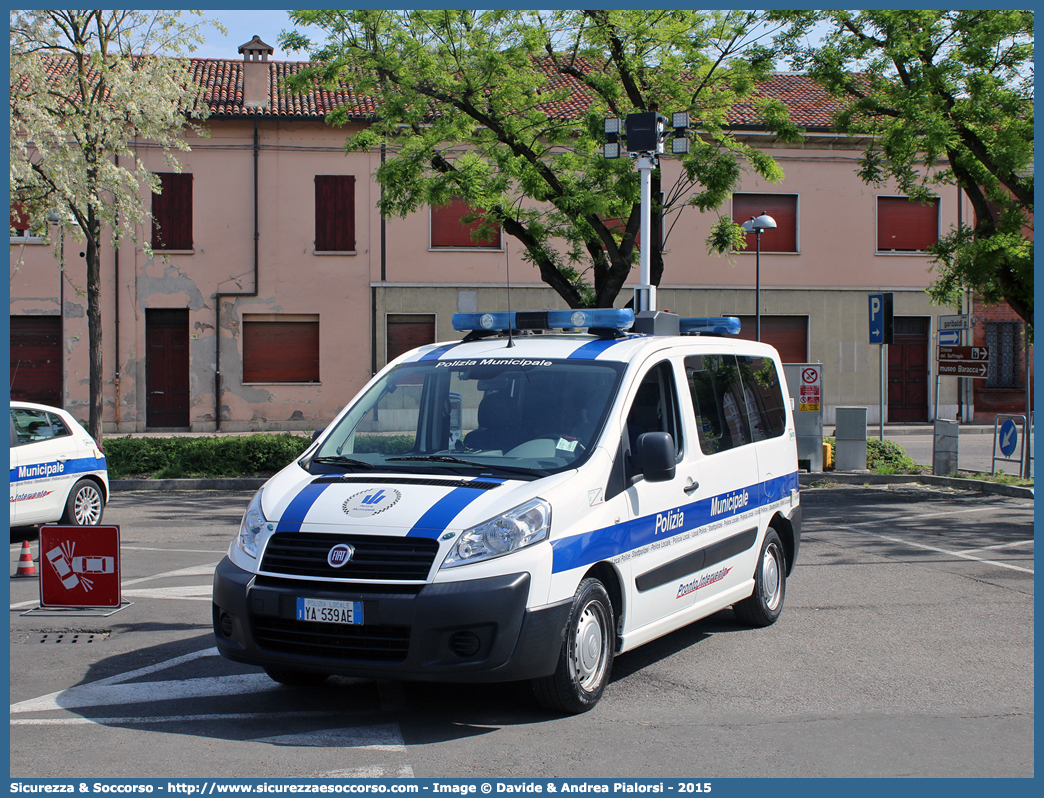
[111,478,267,492]
[800,471,1034,500]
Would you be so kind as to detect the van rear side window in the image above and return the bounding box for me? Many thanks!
[737,355,787,442]
[685,354,787,455]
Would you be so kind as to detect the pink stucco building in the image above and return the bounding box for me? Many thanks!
[10,40,1030,432]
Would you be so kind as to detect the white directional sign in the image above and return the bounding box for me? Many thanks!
[939,314,970,331]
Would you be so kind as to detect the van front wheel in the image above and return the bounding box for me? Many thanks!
[734,528,786,627]
[532,578,614,714]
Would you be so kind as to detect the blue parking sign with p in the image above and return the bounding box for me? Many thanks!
[869,292,893,345]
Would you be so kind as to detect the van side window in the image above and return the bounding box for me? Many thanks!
[737,355,787,442]
[625,361,683,458]
[684,354,752,455]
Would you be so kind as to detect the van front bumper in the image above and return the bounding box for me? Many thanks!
[212,556,570,683]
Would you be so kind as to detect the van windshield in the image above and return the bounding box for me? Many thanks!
[310,357,625,478]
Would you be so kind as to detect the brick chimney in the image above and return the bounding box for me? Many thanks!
[238,35,273,109]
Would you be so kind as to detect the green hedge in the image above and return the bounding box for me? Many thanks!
[103,433,420,479]
[823,436,919,473]
[104,434,313,479]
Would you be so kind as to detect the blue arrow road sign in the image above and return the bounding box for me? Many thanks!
[869,293,884,343]
[939,330,960,346]
[999,419,1018,457]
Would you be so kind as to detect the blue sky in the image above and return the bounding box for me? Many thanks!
[193,10,317,60]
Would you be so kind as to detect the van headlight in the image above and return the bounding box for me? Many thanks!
[441,498,551,568]
[237,489,270,559]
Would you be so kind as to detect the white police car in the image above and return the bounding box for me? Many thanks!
[213,309,801,713]
[9,401,108,527]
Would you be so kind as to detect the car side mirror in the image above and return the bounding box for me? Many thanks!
[634,431,676,482]
[311,428,324,443]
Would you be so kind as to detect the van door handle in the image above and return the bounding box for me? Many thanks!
[683,481,699,495]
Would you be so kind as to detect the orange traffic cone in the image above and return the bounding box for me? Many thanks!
[14,541,37,578]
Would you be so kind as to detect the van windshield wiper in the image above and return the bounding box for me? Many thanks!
[312,455,375,469]
[385,454,545,477]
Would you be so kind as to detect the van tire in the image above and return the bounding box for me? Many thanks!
[263,666,330,687]
[532,578,614,714]
[734,528,786,627]
[61,479,105,526]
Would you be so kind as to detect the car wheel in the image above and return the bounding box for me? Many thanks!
[263,665,330,687]
[733,527,786,627]
[532,577,614,714]
[62,479,104,526]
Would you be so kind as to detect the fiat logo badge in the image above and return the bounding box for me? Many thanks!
[327,543,354,568]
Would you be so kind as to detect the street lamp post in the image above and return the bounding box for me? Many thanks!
[740,212,776,341]
[47,211,66,404]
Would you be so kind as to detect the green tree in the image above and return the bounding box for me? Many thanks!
[9,10,222,441]
[281,9,800,308]
[773,10,1034,328]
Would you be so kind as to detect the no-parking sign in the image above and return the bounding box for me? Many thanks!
[39,525,121,609]
[799,365,822,412]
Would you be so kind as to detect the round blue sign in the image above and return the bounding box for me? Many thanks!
[998,419,1018,457]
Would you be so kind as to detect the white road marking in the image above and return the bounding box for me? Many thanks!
[11,711,340,726]
[835,526,1033,574]
[314,767,416,778]
[122,563,221,586]
[957,539,1035,554]
[254,724,406,750]
[11,673,278,713]
[122,584,212,601]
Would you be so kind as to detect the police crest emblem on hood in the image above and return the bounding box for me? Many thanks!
[342,487,402,518]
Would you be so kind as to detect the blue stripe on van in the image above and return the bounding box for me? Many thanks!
[417,343,462,361]
[407,479,505,538]
[568,337,631,360]
[551,471,798,574]
[274,482,330,533]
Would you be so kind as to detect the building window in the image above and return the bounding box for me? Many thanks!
[151,173,193,250]
[877,196,939,252]
[242,314,320,383]
[431,197,501,248]
[10,316,62,407]
[732,193,798,252]
[733,315,809,363]
[387,314,436,363]
[10,201,30,237]
[315,175,356,252]
[985,321,1021,389]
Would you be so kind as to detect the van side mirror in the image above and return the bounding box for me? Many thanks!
[311,428,325,443]
[634,432,676,482]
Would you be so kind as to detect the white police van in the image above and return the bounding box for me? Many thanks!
[213,309,801,713]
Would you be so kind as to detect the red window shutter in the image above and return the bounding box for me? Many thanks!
[315,175,356,251]
[10,201,29,234]
[877,196,939,251]
[152,173,193,250]
[732,194,797,252]
[431,197,501,248]
[734,315,808,363]
[387,314,436,362]
[600,216,641,246]
[10,316,63,406]
[243,321,320,383]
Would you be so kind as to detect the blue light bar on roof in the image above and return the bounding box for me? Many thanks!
[453,308,635,333]
[679,316,741,335]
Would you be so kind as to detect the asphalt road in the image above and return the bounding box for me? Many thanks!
[8,484,1034,779]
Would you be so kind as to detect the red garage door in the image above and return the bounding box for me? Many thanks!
[735,315,808,363]
[10,316,62,407]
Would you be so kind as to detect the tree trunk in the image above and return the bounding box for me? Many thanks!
[86,209,104,444]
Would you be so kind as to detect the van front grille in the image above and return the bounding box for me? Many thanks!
[260,532,438,580]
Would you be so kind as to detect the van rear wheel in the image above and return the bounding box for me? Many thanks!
[263,665,330,687]
[532,577,614,714]
[734,528,786,627]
